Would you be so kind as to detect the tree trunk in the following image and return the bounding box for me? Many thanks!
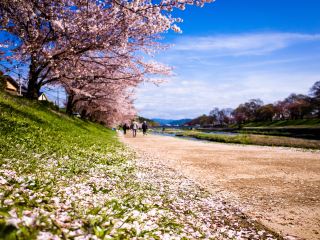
[26,57,40,99]
[26,77,40,99]
[66,94,74,115]
[80,109,87,119]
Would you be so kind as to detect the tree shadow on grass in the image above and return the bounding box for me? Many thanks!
[0,102,46,125]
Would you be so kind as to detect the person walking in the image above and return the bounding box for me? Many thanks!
[122,123,128,135]
[131,121,138,137]
[142,121,148,135]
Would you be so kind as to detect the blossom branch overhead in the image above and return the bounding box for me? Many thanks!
[0,0,214,125]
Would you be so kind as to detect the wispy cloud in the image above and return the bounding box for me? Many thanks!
[136,32,320,119]
[136,71,320,119]
[173,32,320,56]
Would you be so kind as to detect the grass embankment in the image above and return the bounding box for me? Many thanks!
[241,119,320,128]
[0,92,196,239]
[237,119,320,140]
[159,129,320,149]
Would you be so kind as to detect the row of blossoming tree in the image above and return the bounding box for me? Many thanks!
[187,81,320,127]
[0,0,213,126]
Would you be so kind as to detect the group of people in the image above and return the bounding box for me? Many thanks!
[122,121,148,137]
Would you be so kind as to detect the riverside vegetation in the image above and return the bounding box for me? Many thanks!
[156,129,320,150]
[0,92,285,239]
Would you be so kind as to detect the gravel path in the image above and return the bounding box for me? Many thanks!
[133,148,283,239]
[120,132,320,240]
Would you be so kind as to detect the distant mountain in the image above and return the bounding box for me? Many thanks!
[185,115,215,126]
[151,119,172,125]
[170,119,193,126]
[151,118,192,126]
[137,116,160,127]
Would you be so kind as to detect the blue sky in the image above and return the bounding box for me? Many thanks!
[135,0,320,119]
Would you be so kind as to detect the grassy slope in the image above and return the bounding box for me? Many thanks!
[0,92,187,239]
[0,92,121,176]
[137,116,159,127]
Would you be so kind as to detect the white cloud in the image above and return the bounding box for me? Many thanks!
[0,43,9,48]
[135,32,320,119]
[136,71,320,119]
[173,32,320,56]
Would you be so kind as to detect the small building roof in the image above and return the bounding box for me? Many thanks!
[0,72,27,94]
[38,92,49,101]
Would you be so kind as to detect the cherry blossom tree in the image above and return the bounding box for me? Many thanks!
[0,0,214,125]
[55,48,171,125]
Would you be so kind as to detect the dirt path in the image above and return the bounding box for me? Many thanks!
[120,133,320,240]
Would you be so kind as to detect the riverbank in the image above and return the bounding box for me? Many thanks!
[241,119,320,128]
[153,129,320,149]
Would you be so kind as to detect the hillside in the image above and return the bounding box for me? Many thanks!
[137,116,159,127]
[185,115,215,127]
[0,92,135,238]
[0,92,205,239]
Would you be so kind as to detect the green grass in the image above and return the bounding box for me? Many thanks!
[237,120,320,140]
[241,119,320,128]
[0,92,188,239]
[181,131,250,144]
[0,93,121,176]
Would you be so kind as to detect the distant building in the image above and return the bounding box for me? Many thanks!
[38,92,49,101]
[0,71,27,96]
